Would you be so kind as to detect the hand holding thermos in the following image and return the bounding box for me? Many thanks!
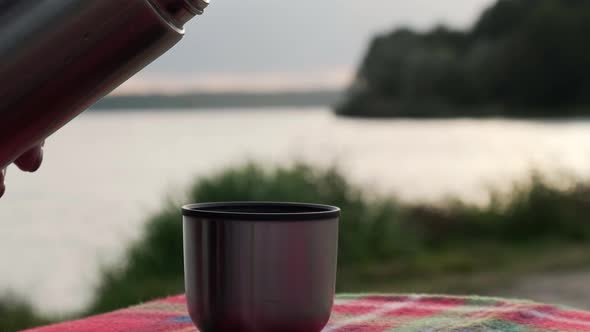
[0,143,44,198]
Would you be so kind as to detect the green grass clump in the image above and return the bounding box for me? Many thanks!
[86,163,590,315]
[408,172,590,246]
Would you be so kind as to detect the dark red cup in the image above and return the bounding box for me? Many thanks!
[182,202,340,332]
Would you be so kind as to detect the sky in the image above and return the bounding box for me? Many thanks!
[115,0,496,94]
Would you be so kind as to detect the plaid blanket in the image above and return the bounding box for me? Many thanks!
[25,294,590,332]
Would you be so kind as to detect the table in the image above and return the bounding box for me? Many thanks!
[25,294,590,332]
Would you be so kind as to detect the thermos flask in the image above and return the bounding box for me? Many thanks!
[0,0,210,168]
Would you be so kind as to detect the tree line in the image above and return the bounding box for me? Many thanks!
[337,0,590,117]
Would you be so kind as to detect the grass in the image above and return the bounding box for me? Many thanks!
[0,295,50,332]
[5,162,590,330]
[87,163,590,313]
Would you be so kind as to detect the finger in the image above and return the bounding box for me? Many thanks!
[15,144,44,172]
[0,169,5,198]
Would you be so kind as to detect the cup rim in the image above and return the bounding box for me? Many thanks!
[182,201,340,221]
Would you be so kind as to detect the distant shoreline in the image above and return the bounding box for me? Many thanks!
[92,91,590,120]
[92,90,343,111]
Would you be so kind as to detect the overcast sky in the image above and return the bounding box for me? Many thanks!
[116,0,495,94]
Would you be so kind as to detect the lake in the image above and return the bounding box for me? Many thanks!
[3,108,590,314]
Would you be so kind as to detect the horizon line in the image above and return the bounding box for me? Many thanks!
[107,88,344,97]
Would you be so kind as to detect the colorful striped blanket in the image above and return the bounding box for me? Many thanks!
[25,294,590,331]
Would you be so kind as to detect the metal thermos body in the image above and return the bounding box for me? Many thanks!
[0,0,209,168]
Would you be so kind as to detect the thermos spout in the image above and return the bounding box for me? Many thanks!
[186,0,210,13]
[153,0,210,27]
